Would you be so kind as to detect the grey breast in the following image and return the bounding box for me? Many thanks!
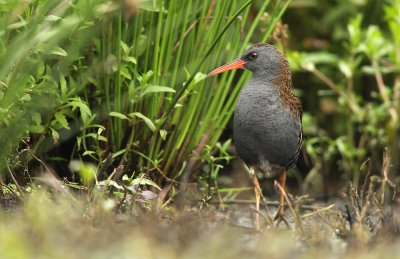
[233,77,301,169]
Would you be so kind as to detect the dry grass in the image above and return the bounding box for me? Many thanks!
[1,169,400,259]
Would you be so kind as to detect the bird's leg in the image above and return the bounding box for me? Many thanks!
[274,169,290,227]
[277,169,286,217]
[249,166,261,231]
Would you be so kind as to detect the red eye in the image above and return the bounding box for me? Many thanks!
[249,52,258,60]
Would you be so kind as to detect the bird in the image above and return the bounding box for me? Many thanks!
[207,43,302,229]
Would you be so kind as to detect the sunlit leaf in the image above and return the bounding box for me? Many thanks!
[109,111,129,120]
[130,112,156,132]
[131,177,161,190]
[124,56,137,64]
[338,61,352,78]
[142,85,176,96]
[50,47,68,56]
[159,129,167,140]
[55,112,70,129]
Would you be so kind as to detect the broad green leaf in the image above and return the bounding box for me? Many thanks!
[130,112,156,132]
[120,66,132,80]
[83,150,96,156]
[67,98,92,123]
[301,52,339,65]
[120,40,130,55]
[348,14,363,47]
[45,15,62,22]
[112,149,127,158]
[85,133,108,142]
[31,112,41,126]
[29,125,45,133]
[193,72,207,84]
[142,85,176,96]
[69,161,96,187]
[159,129,167,140]
[131,177,161,190]
[124,56,137,64]
[60,75,67,98]
[109,111,128,120]
[50,47,68,56]
[20,94,31,103]
[55,112,70,129]
[338,61,352,78]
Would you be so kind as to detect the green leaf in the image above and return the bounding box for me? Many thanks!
[69,161,96,187]
[348,14,363,48]
[193,72,207,84]
[124,56,137,64]
[45,15,62,22]
[83,150,96,156]
[85,133,108,142]
[55,112,70,129]
[66,98,92,123]
[142,85,176,96]
[130,112,156,132]
[112,149,127,158]
[301,52,339,65]
[60,76,67,98]
[31,112,41,126]
[20,94,31,103]
[131,177,161,190]
[120,40,130,55]
[50,47,68,56]
[338,61,352,78]
[109,111,128,120]
[159,129,167,140]
[98,180,124,190]
[29,125,45,134]
[120,66,132,80]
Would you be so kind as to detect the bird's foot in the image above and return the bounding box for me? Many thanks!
[273,205,291,229]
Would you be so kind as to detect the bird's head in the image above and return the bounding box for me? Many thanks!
[207,43,286,79]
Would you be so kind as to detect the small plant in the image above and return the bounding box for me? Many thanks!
[289,0,400,190]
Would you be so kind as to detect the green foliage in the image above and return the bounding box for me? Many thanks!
[289,0,400,188]
[42,0,291,184]
[0,0,114,170]
[0,0,293,203]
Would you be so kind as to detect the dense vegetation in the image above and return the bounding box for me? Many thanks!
[1,0,399,257]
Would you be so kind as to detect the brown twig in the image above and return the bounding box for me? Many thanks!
[5,161,24,196]
[372,60,389,102]
[301,204,335,218]
[256,181,276,229]
[381,148,396,204]
[0,182,24,202]
[360,158,371,202]
[172,19,200,53]
[275,180,303,230]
